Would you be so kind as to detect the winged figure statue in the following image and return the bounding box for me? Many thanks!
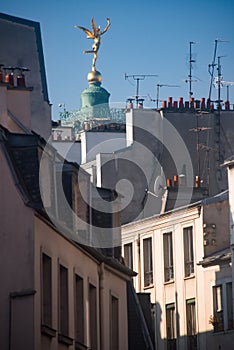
[75,17,111,71]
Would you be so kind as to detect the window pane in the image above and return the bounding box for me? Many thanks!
[163,232,174,282]
[186,298,197,349]
[89,284,97,350]
[143,238,153,287]
[75,274,84,343]
[110,295,119,350]
[183,227,194,277]
[59,265,69,335]
[226,282,234,330]
[166,303,176,350]
[42,253,52,326]
[124,243,133,269]
[212,285,224,332]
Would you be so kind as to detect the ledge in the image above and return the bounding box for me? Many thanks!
[58,333,73,346]
[41,324,56,338]
[75,340,89,349]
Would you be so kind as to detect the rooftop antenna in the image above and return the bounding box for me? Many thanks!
[154,84,180,108]
[208,38,229,102]
[125,74,158,107]
[189,113,211,179]
[184,41,197,99]
[216,55,226,109]
[222,81,234,102]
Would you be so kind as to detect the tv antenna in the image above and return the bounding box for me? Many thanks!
[208,38,229,102]
[216,55,226,109]
[184,41,198,98]
[222,81,234,101]
[189,113,211,178]
[153,84,180,108]
[125,74,158,107]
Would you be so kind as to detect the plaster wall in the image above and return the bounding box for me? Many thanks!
[164,110,234,195]
[203,199,230,256]
[227,166,234,246]
[0,144,35,350]
[122,204,233,349]
[52,140,81,164]
[0,14,51,140]
[34,216,129,350]
[81,131,126,164]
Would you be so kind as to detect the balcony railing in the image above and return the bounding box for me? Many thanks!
[144,271,153,287]
[185,261,194,277]
[165,266,174,282]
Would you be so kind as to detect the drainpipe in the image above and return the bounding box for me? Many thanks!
[98,262,105,350]
[137,235,141,290]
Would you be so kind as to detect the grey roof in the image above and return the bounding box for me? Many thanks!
[0,12,49,103]
[1,126,135,276]
[199,247,231,267]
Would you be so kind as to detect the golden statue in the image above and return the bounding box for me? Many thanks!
[75,17,111,71]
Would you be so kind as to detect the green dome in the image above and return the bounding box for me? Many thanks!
[80,71,111,119]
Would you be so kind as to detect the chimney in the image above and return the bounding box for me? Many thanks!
[195,176,200,188]
[200,97,206,110]
[189,97,194,109]
[225,100,230,110]
[166,178,172,187]
[168,97,173,108]
[0,64,4,83]
[178,97,184,109]
[173,175,178,187]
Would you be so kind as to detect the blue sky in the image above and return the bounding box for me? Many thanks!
[1,0,234,119]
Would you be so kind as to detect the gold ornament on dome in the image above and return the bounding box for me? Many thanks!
[75,17,110,72]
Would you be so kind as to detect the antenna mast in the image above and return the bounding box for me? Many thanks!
[125,74,158,107]
[184,41,197,98]
[155,84,180,108]
[208,39,229,102]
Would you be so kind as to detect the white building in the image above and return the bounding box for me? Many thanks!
[122,191,233,349]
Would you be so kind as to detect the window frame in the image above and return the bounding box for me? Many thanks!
[142,236,153,288]
[163,232,174,282]
[166,303,177,350]
[183,226,194,278]
[124,242,133,270]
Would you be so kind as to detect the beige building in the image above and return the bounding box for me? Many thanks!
[0,13,155,350]
[122,191,234,350]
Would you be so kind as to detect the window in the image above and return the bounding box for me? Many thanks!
[124,243,133,269]
[42,253,52,326]
[226,282,234,330]
[186,299,197,350]
[75,274,84,345]
[166,303,176,350]
[89,284,97,350]
[110,295,119,350]
[143,237,153,287]
[59,265,69,336]
[163,232,174,282]
[211,282,234,333]
[183,227,194,277]
[212,285,224,332]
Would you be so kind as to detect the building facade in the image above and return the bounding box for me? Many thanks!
[122,192,234,350]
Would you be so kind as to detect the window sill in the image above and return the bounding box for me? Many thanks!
[75,340,89,349]
[164,279,175,285]
[212,328,234,335]
[143,284,154,290]
[58,333,73,346]
[184,274,195,280]
[41,324,56,338]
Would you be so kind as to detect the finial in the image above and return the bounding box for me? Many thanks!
[74,17,111,72]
